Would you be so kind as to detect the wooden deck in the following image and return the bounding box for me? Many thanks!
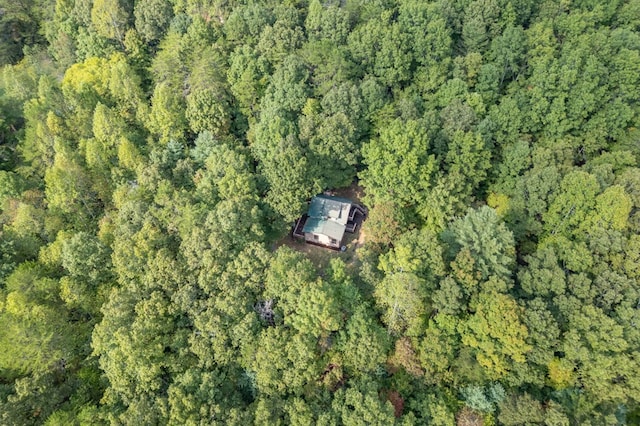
[346,204,366,233]
[293,214,308,238]
[348,204,366,222]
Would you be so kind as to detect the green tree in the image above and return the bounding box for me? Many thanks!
[44,152,99,225]
[518,247,566,297]
[251,107,315,222]
[443,130,491,206]
[305,0,351,45]
[443,206,516,282]
[167,368,248,425]
[407,390,456,426]
[361,201,411,247]
[542,171,599,239]
[150,31,189,90]
[256,5,304,65]
[459,383,505,413]
[432,276,464,317]
[521,298,561,376]
[223,3,274,47]
[0,171,22,209]
[398,1,452,68]
[338,306,390,375]
[286,280,342,337]
[19,75,67,178]
[261,54,310,116]
[0,370,82,426]
[0,264,80,378]
[59,231,112,314]
[488,26,526,84]
[227,46,270,118]
[186,243,267,368]
[133,0,172,42]
[263,247,317,324]
[418,314,460,384]
[185,88,231,137]
[91,0,130,43]
[360,119,437,209]
[251,327,319,396]
[331,379,397,425]
[587,185,632,232]
[299,97,361,188]
[147,82,188,144]
[84,103,123,199]
[460,291,531,379]
[61,56,111,137]
[106,52,146,120]
[92,252,191,422]
[497,393,545,425]
[375,271,428,336]
[347,12,412,87]
[379,227,446,284]
[0,0,47,65]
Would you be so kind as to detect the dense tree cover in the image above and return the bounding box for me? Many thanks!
[1,0,640,424]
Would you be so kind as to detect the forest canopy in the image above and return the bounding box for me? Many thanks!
[1,0,640,424]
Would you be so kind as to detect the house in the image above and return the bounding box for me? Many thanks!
[293,194,366,250]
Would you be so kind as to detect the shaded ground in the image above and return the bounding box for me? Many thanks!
[330,183,365,205]
[274,182,367,272]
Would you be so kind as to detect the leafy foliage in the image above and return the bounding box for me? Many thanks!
[1,0,640,423]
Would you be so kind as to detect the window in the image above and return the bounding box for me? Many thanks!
[313,234,319,241]
[330,238,337,244]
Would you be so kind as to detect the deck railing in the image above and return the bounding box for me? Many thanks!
[292,215,308,238]
[348,204,365,221]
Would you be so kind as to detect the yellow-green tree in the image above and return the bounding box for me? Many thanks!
[460,291,531,379]
[91,0,130,43]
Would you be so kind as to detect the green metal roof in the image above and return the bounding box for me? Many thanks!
[303,217,346,241]
[302,195,353,241]
[307,195,351,226]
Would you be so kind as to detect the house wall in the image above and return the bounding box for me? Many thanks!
[305,232,340,248]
